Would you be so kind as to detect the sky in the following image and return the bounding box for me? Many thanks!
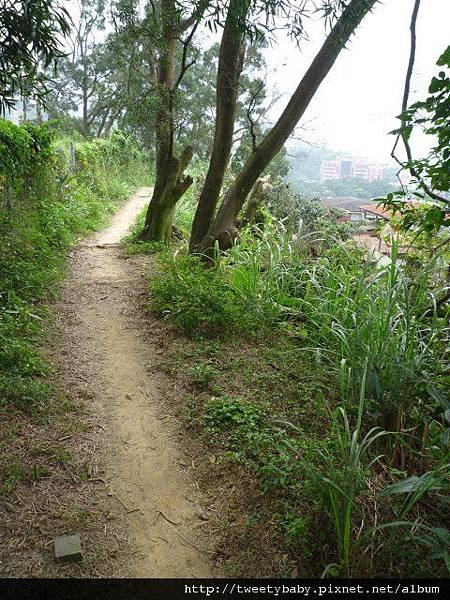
[262,0,450,163]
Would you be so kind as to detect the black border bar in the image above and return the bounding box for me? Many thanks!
[0,579,448,600]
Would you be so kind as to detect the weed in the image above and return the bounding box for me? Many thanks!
[30,445,73,464]
[281,513,313,557]
[150,255,242,335]
[187,361,220,387]
[0,462,26,495]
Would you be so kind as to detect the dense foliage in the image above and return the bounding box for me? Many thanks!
[138,197,449,575]
[0,0,70,114]
[381,46,450,236]
[1,0,448,581]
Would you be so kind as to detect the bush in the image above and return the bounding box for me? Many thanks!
[150,217,447,442]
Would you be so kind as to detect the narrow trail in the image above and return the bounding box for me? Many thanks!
[55,188,216,577]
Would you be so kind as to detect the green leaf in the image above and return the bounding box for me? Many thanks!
[382,473,450,495]
[427,384,450,409]
[440,428,450,448]
[436,45,450,67]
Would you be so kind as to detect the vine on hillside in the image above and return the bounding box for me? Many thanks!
[380,45,450,239]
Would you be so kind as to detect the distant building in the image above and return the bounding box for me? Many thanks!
[367,164,384,183]
[321,197,400,223]
[351,158,369,179]
[340,158,353,178]
[320,157,384,182]
[320,160,341,181]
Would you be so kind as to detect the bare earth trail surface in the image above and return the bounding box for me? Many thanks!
[55,188,216,577]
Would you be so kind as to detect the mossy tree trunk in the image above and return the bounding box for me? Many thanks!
[143,147,194,242]
[241,177,270,227]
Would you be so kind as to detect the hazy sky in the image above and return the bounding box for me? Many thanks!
[263,0,450,163]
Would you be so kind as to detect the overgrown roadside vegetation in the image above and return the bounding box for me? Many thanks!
[1,0,449,581]
[0,119,150,574]
[126,188,450,577]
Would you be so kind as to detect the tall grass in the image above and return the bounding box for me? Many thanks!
[149,212,447,445]
[221,225,302,325]
[281,366,388,573]
[216,228,447,437]
[144,208,448,574]
[296,241,446,428]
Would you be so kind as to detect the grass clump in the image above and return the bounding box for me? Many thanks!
[150,255,242,335]
[123,206,161,256]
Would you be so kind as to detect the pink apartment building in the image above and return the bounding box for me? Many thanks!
[320,157,384,182]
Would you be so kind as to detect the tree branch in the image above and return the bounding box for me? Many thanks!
[173,20,199,90]
[179,0,209,32]
[391,0,448,206]
[246,82,264,152]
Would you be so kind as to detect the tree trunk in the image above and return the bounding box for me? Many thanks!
[188,0,248,252]
[198,0,378,254]
[140,0,195,242]
[82,85,88,137]
[22,96,27,121]
[143,147,194,242]
[103,107,122,136]
[96,110,110,137]
[35,100,43,124]
[241,177,270,227]
[81,55,89,138]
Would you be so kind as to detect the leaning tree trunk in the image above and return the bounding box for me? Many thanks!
[241,177,270,227]
[197,0,378,254]
[188,0,248,252]
[140,0,195,242]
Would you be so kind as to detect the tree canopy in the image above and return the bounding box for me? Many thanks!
[0,0,70,114]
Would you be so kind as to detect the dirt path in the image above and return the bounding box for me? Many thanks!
[55,188,216,577]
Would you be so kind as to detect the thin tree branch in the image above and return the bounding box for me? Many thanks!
[173,20,200,90]
[246,81,264,152]
[180,0,210,32]
[391,0,448,206]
